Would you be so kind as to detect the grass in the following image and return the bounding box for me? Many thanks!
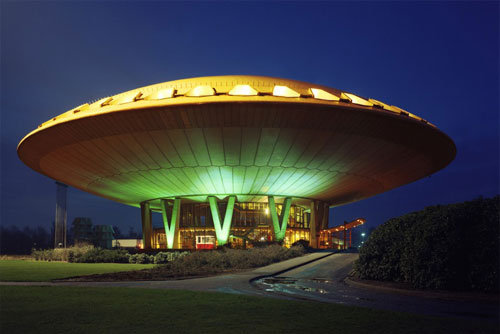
[0,246,306,282]
[0,260,155,281]
[0,286,497,334]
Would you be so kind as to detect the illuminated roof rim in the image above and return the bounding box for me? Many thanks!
[18,75,439,148]
[18,99,443,151]
[18,99,457,177]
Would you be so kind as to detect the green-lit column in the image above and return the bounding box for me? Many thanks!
[140,202,152,250]
[160,198,181,249]
[208,196,235,246]
[268,196,292,241]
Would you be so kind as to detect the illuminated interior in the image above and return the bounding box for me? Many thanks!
[150,199,311,249]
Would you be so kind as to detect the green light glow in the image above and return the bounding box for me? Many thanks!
[208,196,235,246]
[268,196,292,241]
[83,128,361,205]
[160,198,180,249]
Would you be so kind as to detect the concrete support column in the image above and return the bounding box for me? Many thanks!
[160,198,181,249]
[321,205,329,230]
[310,201,318,248]
[140,202,153,250]
[343,221,347,250]
[208,196,236,246]
[349,228,352,248]
[309,200,329,248]
[54,182,68,248]
[268,196,292,242]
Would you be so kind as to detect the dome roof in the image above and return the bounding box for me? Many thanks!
[18,75,456,208]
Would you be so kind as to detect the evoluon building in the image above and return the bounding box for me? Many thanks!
[17,76,456,250]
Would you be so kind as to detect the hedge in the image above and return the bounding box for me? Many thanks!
[355,196,499,292]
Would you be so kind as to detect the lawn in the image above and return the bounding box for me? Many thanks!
[0,260,155,281]
[0,286,497,334]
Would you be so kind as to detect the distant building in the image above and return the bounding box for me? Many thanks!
[72,217,93,245]
[112,239,142,249]
[93,225,115,249]
[72,218,115,249]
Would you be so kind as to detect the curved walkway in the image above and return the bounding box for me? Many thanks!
[253,253,499,322]
[2,251,498,322]
[0,251,334,298]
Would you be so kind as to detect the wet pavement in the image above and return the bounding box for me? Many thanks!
[253,253,500,322]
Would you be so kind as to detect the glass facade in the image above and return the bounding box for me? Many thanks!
[151,201,310,249]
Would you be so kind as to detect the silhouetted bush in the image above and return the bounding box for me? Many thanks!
[72,248,130,263]
[292,239,310,250]
[32,245,94,261]
[153,252,188,264]
[152,244,307,277]
[250,240,282,248]
[128,254,139,264]
[153,252,170,264]
[355,196,499,292]
[129,253,154,264]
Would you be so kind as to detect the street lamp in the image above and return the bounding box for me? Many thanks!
[360,232,366,248]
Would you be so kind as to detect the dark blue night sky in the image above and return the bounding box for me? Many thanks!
[1,2,498,234]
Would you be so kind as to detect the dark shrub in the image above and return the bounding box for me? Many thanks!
[74,248,130,263]
[250,241,282,248]
[152,244,307,278]
[153,252,187,264]
[33,245,94,262]
[292,239,309,248]
[355,196,499,292]
[68,251,75,263]
[129,253,154,264]
[154,252,170,264]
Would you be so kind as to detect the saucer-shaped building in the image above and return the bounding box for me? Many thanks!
[17,75,456,249]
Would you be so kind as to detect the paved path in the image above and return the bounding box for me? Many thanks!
[3,251,498,322]
[0,251,334,298]
[253,252,500,321]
